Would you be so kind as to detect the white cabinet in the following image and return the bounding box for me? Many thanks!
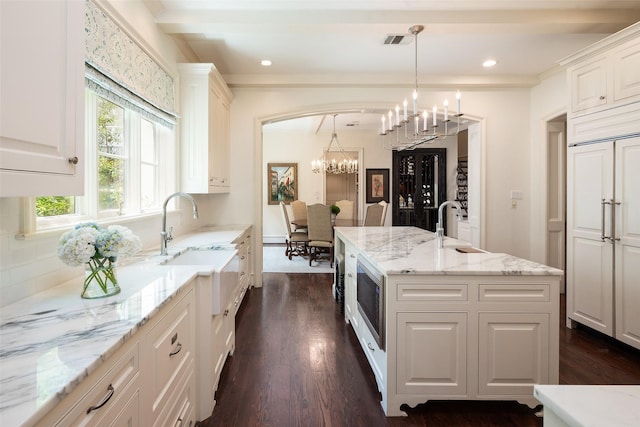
[0,0,84,197]
[195,226,253,420]
[142,287,195,424]
[35,284,196,427]
[567,137,640,350]
[334,229,560,417]
[178,64,233,194]
[343,243,359,331]
[567,34,640,117]
[46,343,141,427]
[397,312,467,397]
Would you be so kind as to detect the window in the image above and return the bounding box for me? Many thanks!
[34,89,175,230]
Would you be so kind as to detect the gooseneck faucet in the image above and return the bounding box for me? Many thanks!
[435,200,463,248]
[161,192,199,255]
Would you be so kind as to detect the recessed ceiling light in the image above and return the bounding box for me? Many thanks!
[482,59,497,68]
[260,59,272,67]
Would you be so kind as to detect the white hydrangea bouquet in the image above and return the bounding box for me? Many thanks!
[58,223,142,299]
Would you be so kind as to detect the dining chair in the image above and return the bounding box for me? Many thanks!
[378,200,388,226]
[364,202,386,226]
[279,201,308,259]
[306,203,334,267]
[290,200,308,231]
[335,199,355,221]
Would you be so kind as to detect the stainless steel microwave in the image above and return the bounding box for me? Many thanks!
[356,254,385,350]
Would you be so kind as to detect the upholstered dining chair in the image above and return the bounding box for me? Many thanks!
[378,200,388,226]
[364,201,387,226]
[306,203,334,267]
[290,200,308,231]
[335,199,355,221]
[279,201,308,259]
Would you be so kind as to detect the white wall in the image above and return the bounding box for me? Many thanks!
[529,71,568,264]
[261,127,393,242]
[206,86,534,267]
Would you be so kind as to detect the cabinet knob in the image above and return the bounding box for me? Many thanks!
[599,95,605,100]
[68,156,79,165]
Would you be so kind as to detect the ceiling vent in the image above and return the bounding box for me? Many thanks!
[384,34,412,45]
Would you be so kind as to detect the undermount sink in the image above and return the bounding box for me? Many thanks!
[163,249,239,315]
[163,248,236,266]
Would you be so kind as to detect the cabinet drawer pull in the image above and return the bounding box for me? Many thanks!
[68,156,79,165]
[350,254,356,258]
[599,95,605,100]
[175,416,183,427]
[169,342,182,357]
[367,342,375,352]
[224,309,229,317]
[86,384,114,414]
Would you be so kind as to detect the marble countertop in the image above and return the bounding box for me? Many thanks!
[534,385,640,426]
[0,224,250,426]
[334,226,563,276]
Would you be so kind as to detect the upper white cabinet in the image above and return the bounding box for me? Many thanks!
[178,64,233,194]
[564,24,640,118]
[0,0,85,197]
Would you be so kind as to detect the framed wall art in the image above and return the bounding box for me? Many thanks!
[267,163,298,205]
[366,168,389,203]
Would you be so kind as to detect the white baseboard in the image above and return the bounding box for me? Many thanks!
[263,235,286,245]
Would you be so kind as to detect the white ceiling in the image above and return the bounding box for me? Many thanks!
[144,0,640,131]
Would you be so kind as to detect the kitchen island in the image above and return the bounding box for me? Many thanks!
[334,226,563,417]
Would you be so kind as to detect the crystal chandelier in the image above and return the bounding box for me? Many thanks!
[312,114,358,174]
[380,25,463,151]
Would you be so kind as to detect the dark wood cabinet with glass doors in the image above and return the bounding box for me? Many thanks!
[392,148,446,232]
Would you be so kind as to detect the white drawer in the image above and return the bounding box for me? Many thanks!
[146,290,194,414]
[153,361,195,427]
[55,343,140,426]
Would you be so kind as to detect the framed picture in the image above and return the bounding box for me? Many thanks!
[267,163,298,205]
[366,168,389,203]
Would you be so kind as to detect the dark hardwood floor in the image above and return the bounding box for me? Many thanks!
[197,273,640,427]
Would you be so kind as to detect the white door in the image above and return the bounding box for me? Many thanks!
[614,136,640,350]
[546,121,566,291]
[566,141,614,336]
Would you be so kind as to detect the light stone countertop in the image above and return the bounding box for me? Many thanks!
[534,385,640,426]
[334,226,563,276]
[0,225,250,427]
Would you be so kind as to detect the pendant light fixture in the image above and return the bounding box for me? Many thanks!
[312,114,358,174]
[380,25,464,151]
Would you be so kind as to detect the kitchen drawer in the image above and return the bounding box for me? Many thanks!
[153,359,195,427]
[146,289,194,414]
[396,282,469,302]
[478,283,550,303]
[356,311,387,393]
[54,343,140,426]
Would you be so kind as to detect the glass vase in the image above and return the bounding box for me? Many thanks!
[82,257,120,299]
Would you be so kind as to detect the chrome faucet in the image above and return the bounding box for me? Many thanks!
[436,200,463,248]
[161,192,199,255]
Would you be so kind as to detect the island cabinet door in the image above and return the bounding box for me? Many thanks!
[343,245,360,331]
[477,312,550,397]
[396,312,468,396]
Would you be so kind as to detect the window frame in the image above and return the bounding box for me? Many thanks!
[28,89,176,233]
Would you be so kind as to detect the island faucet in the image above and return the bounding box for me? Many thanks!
[435,200,463,248]
[161,192,199,255]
